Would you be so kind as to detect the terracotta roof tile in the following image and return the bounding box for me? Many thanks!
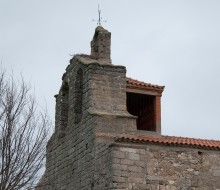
[126,77,165,90]
[96,133,220,150]
[115,135,220,150]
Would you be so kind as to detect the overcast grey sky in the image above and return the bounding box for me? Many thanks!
[1,0,220,140]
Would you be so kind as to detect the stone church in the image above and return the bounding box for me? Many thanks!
[37,26,220,190]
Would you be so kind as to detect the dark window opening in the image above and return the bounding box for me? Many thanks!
[127,92,156,131]
[61,82,69,128]
[198,151,203,155]
[74,69,83,124]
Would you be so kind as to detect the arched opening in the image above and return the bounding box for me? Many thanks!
[74,69,83,124]
[60,82,69,128]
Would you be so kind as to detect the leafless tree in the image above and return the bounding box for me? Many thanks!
[0,69,51,190]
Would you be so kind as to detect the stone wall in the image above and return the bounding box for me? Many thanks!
[37,26,220,190]
[110,142,220,190]
[36,55,135,189]
[37,54,220,190]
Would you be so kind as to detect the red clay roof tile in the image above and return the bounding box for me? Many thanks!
[126,77,165,90]
[115,135,220,150]
[96,133,220,150]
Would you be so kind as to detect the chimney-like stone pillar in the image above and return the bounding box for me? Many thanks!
[91,26,111,64]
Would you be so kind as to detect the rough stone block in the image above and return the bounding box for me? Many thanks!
[128,153,140,160]
[213,169,220,177]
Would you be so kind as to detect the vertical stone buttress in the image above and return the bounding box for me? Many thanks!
[36,26,136,190]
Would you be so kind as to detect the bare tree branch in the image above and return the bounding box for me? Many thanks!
[0,68,51,190]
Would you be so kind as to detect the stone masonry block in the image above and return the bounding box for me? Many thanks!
[128,153,140,161]
[119,147,137,153]
[213,169,220,177]
[113,150,126,159]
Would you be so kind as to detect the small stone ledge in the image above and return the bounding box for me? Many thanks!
[76,55,111,65]
[87,108,137,119]
[109,141,149,150]
[95,133,115,145]
[69,54,125,69]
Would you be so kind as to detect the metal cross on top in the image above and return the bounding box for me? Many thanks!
[93,4,107,26]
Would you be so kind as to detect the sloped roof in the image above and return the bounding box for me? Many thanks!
[96,133,220,150]
[126,77,165,90]
[116,136,220,150]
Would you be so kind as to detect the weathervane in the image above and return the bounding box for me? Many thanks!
[92,4,106,26]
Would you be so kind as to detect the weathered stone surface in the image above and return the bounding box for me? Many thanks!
[110,144,220,190]
[91,26,111,64]
[36,26,220,190]
[36,47,137,189]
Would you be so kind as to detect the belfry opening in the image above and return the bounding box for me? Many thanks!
[127,92,156,131]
